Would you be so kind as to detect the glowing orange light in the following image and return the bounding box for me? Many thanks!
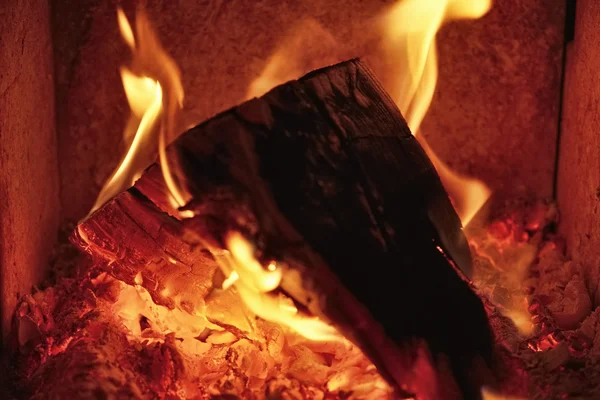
[222,232,343,342]
[470,221,536,336]
[89,8,190,217]
[87,8,393,397]
[481,387,527,400]
[382,0,492,226]
[246,19,337,99]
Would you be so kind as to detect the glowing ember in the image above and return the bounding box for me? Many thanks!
[112,275,217,342]
[108,259,391,397]
[91,6,351,352]
[381,0,492,226]
[526,332,562,353]
[470,219,536,336]
[15,269,393,398]
[469,202,558,336]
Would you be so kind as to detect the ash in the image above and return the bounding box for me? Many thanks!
[8,226,390,400]
[469,199,600,399]
[10,199,600,400]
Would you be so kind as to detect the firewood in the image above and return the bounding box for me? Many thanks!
[73,59,493,399]
[74,189,218,310]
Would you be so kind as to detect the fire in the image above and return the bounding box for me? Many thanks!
[247,1,492,227]
[220,232,344,342]
[382,0,492,227]
[481,387,527,400]
[85,4,535,397]
[90,6,347,348]
[112,275,217,342]
[89,8,189,216]
[470,214,539,336]
[247,19,338,99]
[381,0,535,342]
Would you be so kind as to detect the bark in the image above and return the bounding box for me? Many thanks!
[73,59,494,399]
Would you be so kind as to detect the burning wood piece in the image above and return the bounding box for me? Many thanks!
[73,59,493,399]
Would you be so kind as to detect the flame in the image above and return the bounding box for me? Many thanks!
[505,308,534,337]
[481,387,527,400]
[470,217,537,336]
[383,0,492,226]
[221,232,344,342]
[180,229,343,342]
[383,0,533,338]
[113,278,215,340]
[247,19,338,99]
[95,7,343,346]
[89,8,189,216]
[247,3,491,227]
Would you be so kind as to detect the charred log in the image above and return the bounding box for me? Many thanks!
[73,59,494,399]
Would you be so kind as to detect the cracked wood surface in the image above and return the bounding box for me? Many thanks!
[74,60,493,399]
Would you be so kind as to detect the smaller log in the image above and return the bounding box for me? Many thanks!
[74,189,217,311]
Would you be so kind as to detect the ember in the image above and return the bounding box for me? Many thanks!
[4,1,594,400]
[11,3,494,396]
[13,272,391,399]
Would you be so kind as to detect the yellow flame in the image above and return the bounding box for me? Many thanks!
[384,0,491,133]
[247,3,491,227]
[505,309,534,336]
[89,72,162,215]
[471,228,536,336]
[247,19,338,99]
[383,0,492,226]
[384,0,535,335]
[247,50,295,99]
[481,387,527,400]
[227,234,283,292]
[113,278,217,340]
[222,232,343,342]
[117,8,135,49]
[88,8,189,217]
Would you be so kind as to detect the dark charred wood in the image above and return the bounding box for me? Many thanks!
[74,59,494,399]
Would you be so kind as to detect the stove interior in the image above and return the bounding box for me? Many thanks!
[3,1,598,399]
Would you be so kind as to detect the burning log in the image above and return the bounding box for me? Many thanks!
[73,59,493,399]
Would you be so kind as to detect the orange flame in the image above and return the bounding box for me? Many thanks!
[93,7,345,347]
[383,0,534,336]
[219,232,344,342]
[247,19,338,99]
[113,278,216,341]
[382,0,492,226]
[470,219,536,336]
[247,2,492,227]
[89,8,189,216]
[481,387,527,400]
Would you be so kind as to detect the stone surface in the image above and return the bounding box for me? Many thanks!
[557,1,600,286]
[423,0,565,199]
[0,1,60,344]
[53,0,565,222]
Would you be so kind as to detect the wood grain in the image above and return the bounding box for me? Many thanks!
[75,59,493,399]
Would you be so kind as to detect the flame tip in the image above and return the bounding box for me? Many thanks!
[89,7,189,218]
[117,8,135,49]
[384,0,493,227]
